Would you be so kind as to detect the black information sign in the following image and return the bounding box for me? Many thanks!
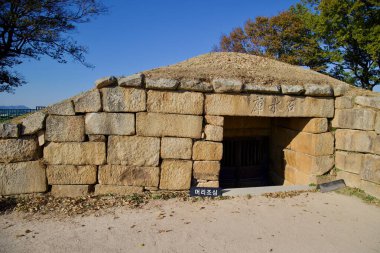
[190,187,222,197]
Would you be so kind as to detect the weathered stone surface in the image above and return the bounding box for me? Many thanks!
[0,123,19,138]
[179,79,213,92]
[98,165,159,187]
[159,160,192,190]
[102,87,146,112]
[354,96,380,109]
[204,124,223,142]
[284,165,316,185]
[95,76,117,89]
[0,161,46,195]
[37,131,45,146]
[21,111,47,135]
[88,135,106,142]
[360,180,380,199]
[51,185,91,197]
[136,113,203,138]
[118,73,143,87]
[47,100,75,115]
[0,137,39,163]
[47,165,97,185]
[196,180,219,188]
[304,84,333,97]
[44,142,106,165]
[332,109,375,130]
[193,161,220,180]
[361,154,380,184]
[335,129,376,153]
[375,111,380,134]
[284,149,334,175]
[73,90,102,113]
[211,78,242,93]
[193,141,223,161]
[281,84,304,95]
[205,115,224,126]
[147,90,204,115]
[333,83,350,97]
[107,136,160,166]
[277,118,328,133]
[205,94,334,118]
[243,84,281,94]
[336,170,361,188]
[145,78,179,90]
[85,113,135,135]
[46,115,85,142]
[161,137,192,159]
[94,185,143,195]
[291,132,334,156]
[335,151,363,174]
[335,96,353,109]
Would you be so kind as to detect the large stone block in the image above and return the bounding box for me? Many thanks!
[193,161,220,180]
[118,73,143,88]
[361,154,380,184]
[354,96,380,109]
[335,96,353,109]
[204,124,223,141]
[0,123,19,138]
[145,78,179,90]
[211,78,243,93]
[44,142,106,165]
[335,151,363,174]
[243,84,281,94]
[196,180,219,188]
[46,115,85,142]
[284,149,334,175]
[0,161,46,195]
[21,111,46,135]
[332,109,375,130]
[47,100,75,115]
[304,84,333,96]
[73,90,102,113]
[179,79,213,92]
[284,165,316,185]
[98,165,159,187]
[0,137,39,163]
[147,90,204,115]
[107,136,160,166]
[375,112,380,134]
[281,85,304,95]
[85,113,135,135]
[205,94,334,118]
[277,118,328,133]
[102,87,146,112]
[192,141,223,161]
[51,185,91,197]
[136,113,203,138]
[94,185,143,195]
[336,170,361,188]
[335,129,376,153]
[46,165,97,185]
[161,137,192,159]
[159,160,192,190]
[291,132,334,156]
[95,76,117,89]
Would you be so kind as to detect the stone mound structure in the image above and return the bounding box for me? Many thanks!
[0,52,379,198]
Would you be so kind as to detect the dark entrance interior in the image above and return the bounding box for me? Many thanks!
[220,137,269,188]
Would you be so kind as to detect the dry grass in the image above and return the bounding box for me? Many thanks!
[144,52,352,88]
[335,187,380,207]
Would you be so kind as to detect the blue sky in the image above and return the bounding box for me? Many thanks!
[0,0,301,108]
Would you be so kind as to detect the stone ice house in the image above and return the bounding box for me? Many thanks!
[1,53,379,198]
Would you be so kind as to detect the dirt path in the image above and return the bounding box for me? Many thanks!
[0,192,379,253]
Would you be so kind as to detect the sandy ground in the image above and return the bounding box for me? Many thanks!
[0,192,379,253]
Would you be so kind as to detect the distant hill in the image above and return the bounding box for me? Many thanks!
[0,105,30,109]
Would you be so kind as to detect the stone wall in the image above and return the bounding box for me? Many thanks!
[333,95,380,198]
[0,74,379,199]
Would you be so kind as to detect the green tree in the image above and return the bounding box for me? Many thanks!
[217,0,380,90]
[0,0,107,93]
